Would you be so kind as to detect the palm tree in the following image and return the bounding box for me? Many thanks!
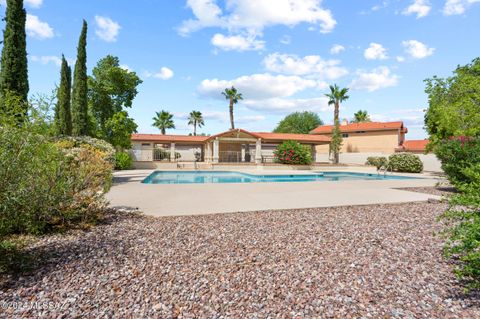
[152,110,175,135]
[188,110,204,136]
[325,84,350,164]
[325,84,350,124]
[222,86,243,130]
[352,110,371,123]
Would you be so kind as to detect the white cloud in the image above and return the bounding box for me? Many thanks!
[120,64,132,72]
[443,0,480,15]
[403,0,431,18]
[30,55,62,67]
[95,16,121,42]
[330,44,345,55]
[26,14,54,39]
[350,67,399,92]
[364,43,388,60]
[243,97,331,114]
[179,0,336,35]
[179,0,335,50]
[1,0,43,7]
[198,73,320,100]
[211,33,265,51]
[146,67,174,80]
[263,53,348,80]
[396,56,405,62]
[402,40,435,59]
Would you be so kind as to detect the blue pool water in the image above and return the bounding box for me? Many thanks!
[142,171,418,184]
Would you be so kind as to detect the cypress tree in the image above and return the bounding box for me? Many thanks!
[54,55,72,135]
[71,20,88,136]
[0,0,29,112]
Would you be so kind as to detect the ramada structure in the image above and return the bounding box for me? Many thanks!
[131,129,331,164]
[130,121,429,166]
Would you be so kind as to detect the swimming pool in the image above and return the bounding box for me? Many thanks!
[142,171,418,184]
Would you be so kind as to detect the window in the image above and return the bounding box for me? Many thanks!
[355,131,366,134]
[141,143,151,146]
[342,133,349,138]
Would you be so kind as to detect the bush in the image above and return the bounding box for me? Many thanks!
[115,151,133,170]
[440,164,480,291]
[274,140,312,165]
[0,127,114,239]
[388,153,423,173]
[435,137,480,185]
[365,156,388,170]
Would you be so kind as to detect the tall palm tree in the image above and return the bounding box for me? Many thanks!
[325,84,350,164]
[325,84,350,124]
[352,110,371,123]
[188,110,204,136]
[222,86,243,130]
[152,110,175,135]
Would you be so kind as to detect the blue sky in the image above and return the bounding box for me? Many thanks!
[3,0,480,139]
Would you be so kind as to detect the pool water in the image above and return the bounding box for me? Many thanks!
[142,171,417,184]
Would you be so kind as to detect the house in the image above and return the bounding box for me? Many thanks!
[130,128,331,165]
[310,121,408,154]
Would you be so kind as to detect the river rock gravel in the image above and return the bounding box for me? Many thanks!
[1,203,478,318]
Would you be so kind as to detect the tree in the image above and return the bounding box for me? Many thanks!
[425,57,480,145]
[221,86,243,130]
[188,110,204,136]
[352,110,371,123]
[152,110,175,134]
[54,56,72,135]
[88,55,142,145]
[0,0,29,115]
[325,84,349,164]
[71,20,89,136]
[104,111,138,149]
[273,111,323,134]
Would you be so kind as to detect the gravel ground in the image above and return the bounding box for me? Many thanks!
[1,202,479,318]
[397,187,457,197]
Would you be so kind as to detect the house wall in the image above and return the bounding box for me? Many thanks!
[315,129,401,154]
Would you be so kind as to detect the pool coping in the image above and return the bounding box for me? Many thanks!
[108,168,443,217]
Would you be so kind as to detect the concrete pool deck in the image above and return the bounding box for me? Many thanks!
[107,167,444,216]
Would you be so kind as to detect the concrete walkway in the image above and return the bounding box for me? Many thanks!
[107,168,443,216]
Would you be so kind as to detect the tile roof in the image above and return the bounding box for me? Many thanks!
[400,140,429,152]
[311,121,406,134]
[131,134,209,143]
[132,129,331,144]
[255,132,331,143]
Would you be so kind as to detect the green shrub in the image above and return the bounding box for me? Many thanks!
[115,151,133,170]
[435,137,480,185]
[274,140,312,165]
[0,127,114,239]
[440,164,480,291]
[365,156,388,170]
[388,153,423,173]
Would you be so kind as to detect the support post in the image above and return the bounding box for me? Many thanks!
[255,138,262,164]
[170,143,176,162]
[213,138,219,163]
[311,145,317,163]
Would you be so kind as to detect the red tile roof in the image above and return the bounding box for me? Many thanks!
[311,121,407,134]
[255,132,331,143]
[132,129,331,144]
[131,134,209,143]
[400,140,429,152]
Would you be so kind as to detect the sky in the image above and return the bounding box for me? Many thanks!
[2,0,480,139]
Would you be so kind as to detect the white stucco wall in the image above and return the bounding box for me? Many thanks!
[316,152,442,172]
